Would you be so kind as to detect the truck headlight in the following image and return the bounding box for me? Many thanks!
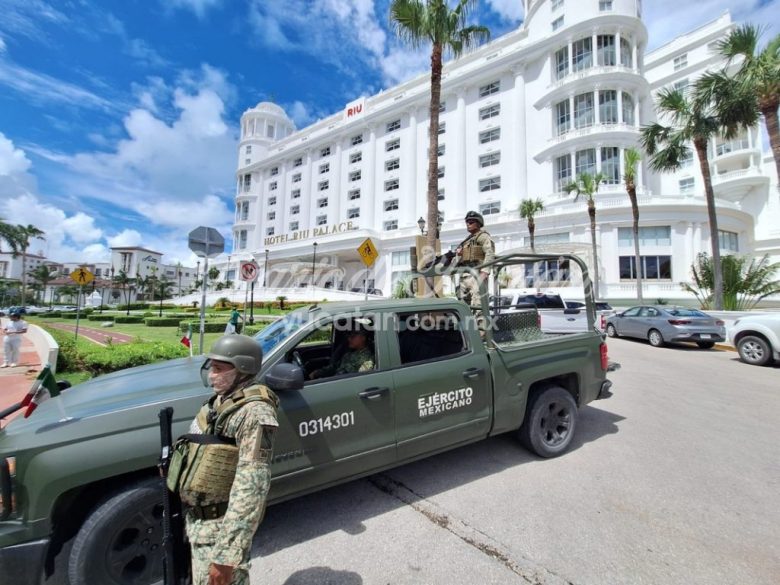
[0,457,15,520]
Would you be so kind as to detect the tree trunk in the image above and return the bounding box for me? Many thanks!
[628,185,643,302]
[760,103,780,190]
[694,138,723,310]
[21,249,28,306]
[528,218,535,253]
[426,42,443,255]
[588,200,599,297]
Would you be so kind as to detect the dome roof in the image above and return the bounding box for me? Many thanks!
[249,102,287,116]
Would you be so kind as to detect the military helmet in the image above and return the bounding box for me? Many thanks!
[207,335,263,375]
[464,210,484,227]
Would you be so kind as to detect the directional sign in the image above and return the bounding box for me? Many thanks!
[188,226,225,258]
[357,238,378,267]
[239,260,260,282]
[70,267,94,285]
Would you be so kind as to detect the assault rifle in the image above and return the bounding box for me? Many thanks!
[158,407,191,585]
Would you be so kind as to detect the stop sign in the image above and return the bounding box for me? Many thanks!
[188,226,225,258]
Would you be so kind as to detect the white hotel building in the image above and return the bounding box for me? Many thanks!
[228,0,778,301]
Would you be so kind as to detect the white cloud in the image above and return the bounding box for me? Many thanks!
[286,100,314,128]
[168,0,224,19]
[106,229,143,248]
[379,45,429,86]
[125,38,168,68]
[0,36,6,53]
[485,0,524,22]
[0,132,32,175]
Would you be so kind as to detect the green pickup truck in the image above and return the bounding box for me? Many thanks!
[0,254,615,585]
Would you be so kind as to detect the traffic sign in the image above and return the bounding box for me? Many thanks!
[70,267,94,285]
[357,238,378,267]
[188,226,225,258]
[239,260,260,282]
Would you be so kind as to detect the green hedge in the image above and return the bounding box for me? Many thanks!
[114,315,144,324]
[243,325,265,337]
[40,311,61,318]
[117,303,151,310]
[179,321,228,333]
[87,314,114,322]
[145,317,184,327]
[60,313,79,319]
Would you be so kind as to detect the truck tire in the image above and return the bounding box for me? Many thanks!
[737,335,772,366]
[519,386,578,458]
[648,329,664,347]
[606,324,618,338]
[68,477,165,585]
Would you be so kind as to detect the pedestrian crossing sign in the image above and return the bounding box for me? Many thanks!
[357,238,378,267]
[70,267,94,285]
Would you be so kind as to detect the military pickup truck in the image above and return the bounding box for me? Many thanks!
[0,254,615,585]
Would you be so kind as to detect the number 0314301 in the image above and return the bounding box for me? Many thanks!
[298,411,355,437]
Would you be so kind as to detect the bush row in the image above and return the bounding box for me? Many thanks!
[87,314,114,322]
[114,315,145,324]
[145,317,183,327]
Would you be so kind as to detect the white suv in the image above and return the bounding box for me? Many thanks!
[728,314,780,366]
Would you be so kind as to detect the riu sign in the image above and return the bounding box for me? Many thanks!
[344,97,366,121]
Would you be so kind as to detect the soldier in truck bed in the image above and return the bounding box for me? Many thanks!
[456,211,495,308]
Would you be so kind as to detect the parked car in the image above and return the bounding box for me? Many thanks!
[728,313,780,366]
[500,291,611,333]
[605,306,725,348]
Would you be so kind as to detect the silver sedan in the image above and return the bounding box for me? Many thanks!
[605,306,726,348]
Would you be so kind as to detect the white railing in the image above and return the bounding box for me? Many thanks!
[714,139,750,157]
[549,65,637,91]
[547,122,638,146]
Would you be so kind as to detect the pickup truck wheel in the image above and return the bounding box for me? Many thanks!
[68,478,164,585]
[519,386,577,458]
[737,335,772,366]
[648,329,665,347]
[606,324,618,338]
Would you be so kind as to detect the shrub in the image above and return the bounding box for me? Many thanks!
[87,314,115,321]
[243,325,266,337]
[40,311,61,318]
[179,321,227,333]
[60,313,79,319]
[144,317,183,327]
[114,315,144,324]
[117,303,150,310]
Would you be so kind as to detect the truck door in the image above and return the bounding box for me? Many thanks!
[389,309,491,461]
[616,306,642,336]
[268,315,396,499]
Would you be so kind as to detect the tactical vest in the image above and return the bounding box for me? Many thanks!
[461,230,492,263]
[167,384,278,506]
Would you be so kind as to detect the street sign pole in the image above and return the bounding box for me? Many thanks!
[188,226,226,354]
[199,257,208,355]
[364,269,368,301]
[74,285,83,341]
[249,281,255,325]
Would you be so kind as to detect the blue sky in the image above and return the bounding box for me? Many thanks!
[0,0,777,267]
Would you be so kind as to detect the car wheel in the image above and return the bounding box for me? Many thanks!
[737,335,772,367]
[696,341,715,349]
[606,324,618,338]
[648,329,665,347]
[519,386,578,458]
[68,478,164,585]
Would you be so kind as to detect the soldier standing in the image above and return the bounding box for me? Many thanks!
[455,211,496,310]
[176,335,278,585]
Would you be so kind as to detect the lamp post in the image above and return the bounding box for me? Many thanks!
[196,260,200,293]
[311,242,318,288]
[263,249,269,288]
[418,216,426,234]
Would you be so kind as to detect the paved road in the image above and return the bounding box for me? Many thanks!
[249,340,780,585]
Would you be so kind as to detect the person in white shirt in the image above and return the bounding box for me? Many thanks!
[2,310,28,368]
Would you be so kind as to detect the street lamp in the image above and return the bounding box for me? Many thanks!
[311,242,318,288]
[417,216,426,234]
[263,249,269,288]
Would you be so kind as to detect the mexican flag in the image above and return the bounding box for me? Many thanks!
[180,323,193,356]
[21,365,61,418]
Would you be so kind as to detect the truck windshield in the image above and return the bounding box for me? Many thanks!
[253,311,310,354]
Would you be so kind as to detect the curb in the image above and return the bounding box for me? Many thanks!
[715,343,736,353]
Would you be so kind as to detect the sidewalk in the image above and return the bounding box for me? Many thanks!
[0,334,43,425]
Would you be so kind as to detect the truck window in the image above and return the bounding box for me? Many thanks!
[396,311,467,365]
[294,317,377,382]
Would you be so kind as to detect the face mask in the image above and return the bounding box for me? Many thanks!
[209,367,238,394]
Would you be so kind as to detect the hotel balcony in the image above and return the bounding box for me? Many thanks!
[711,167,770,202]
[535,122,641,161]
[538,65,647,107]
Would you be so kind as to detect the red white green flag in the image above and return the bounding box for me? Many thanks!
[180,323,193,356]
[21,365,61,418]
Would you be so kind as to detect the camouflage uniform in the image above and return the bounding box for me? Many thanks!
[315,347,374,378]
[182,384,279,585]
[457,229,496,308]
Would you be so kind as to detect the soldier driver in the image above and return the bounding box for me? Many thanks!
[177,335,279,585]
[455,211,496,313]
[309,324,374,379]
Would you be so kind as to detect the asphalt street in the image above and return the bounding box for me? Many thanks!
[249,339,780,585]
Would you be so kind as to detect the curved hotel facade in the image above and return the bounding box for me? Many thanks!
[229,0,778,300]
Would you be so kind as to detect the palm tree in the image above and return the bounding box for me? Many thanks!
[623,148,644,303]
[695,24,780,182]
[565,172,606,297]
[208,266,220,290]
[56,284,79,304]
[641,88,724,309]
[390,0,490,253]
[6,224,45,306]
[519,198,545,253]
[155,277,174,316]
[0,217,16,252]
[175,262,183,296]
[113,270,134,315]
[28,264,57,308]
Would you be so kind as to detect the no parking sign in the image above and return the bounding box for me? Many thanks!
[239,260,260,282]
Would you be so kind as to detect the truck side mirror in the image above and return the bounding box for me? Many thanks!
[265,363,304,392]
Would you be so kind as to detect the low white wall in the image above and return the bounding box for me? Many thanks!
[27,324,60,373]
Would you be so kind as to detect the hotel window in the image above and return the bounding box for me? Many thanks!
[321,146,331,157]
[266,227,275,236]
[392,250,411,266]
[719,230,739,252]
[555,99,570,135]
[599,0,613,10]
[620,256,672,280]
[438,166,445,178]
[351,134,363,146]
[266,124,275,139]
[269,181,277,191]
[385,158,400,171]
[479,152,501,167]
[292,173,301,183]
[293,157,303,167]
[318,180,329,191]
[386,119,401,132]
[437,144,446,156]
[347,208,360,219]
[620,37,632,67]
[384,199,399,211]
[479,104,501,120]
[348,189,361,200]
[246,145,252,154]
[574,92,594,128]
[386,138,401,151]
[267,211,276,221]
[290,221,299,231]
[674,54,688,71]
[552,16,564,31]
[319,163,329,174]
[680,149,694,166]
[601,147,620,184]
[270,166,278,176]
[622,92,635,125]
[268,196,277,206]
[240,201,249,221]
[349,170,361,182]
[554,154,572,191]
[439,101,447,113]
[573,37,592,71]
[316,215,328,226]
[619,226,672,247]
[384,220,398,231]
[292,189,301,199]
[317,197,328,208]
[575,148,597,177]
[479,81,500,97]
[385,178,399,191]
[555,47,569,80]
[679,178,695,193]
[245,158,251,166]
[597,35,616,66]
[552,0,564,9]
[438,188,445,200]
[479,128,501,143]
[599,90,618,124]
[438,122,446,135]
[479,176,501,192]
[479,202,501,216]
[239,231,248,248]
[290,205,300,215]
[243,174,251,192]
[350,151,362,164]
[673,78,690,93]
